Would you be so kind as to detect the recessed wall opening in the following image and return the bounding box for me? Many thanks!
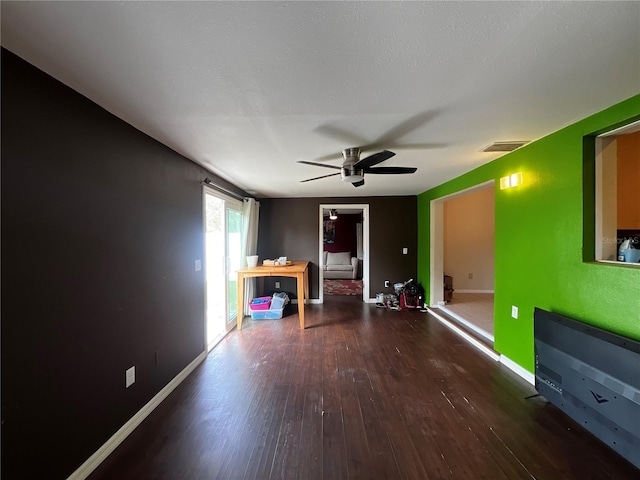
[593,117,640,266]
[430,181,495,344]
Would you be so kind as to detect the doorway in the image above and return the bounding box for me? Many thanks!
[430,182,495,342]
[204,188,243,351]
[319,204,370,303]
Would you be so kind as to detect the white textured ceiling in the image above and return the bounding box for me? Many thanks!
[2,1,639,198]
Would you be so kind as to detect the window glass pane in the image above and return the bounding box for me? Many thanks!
[227,208,242,322]
[205,194,226,347]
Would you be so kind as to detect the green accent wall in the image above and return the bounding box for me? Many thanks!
[418,94,640,372]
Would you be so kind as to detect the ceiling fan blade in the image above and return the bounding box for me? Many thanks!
[352,179,365,188]
[354,150,395,169]
[381,142,448,151]
[365,166,417,174]
[313,152,344,162]
[300,172,341,183]
[314,124,370,149]
[314,110,441,153]
[373,110,441,146]
[297,160,341,170]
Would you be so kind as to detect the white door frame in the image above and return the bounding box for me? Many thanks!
[429,181,494,306]
[319,204,370,303]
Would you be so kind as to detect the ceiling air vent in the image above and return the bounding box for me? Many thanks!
[481,141,529,152]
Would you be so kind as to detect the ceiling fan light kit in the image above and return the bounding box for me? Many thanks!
[299,147,417,188]
[341,167,364,183]
[340,147,364,182]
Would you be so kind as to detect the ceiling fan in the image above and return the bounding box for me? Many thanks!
[298,148,417,188]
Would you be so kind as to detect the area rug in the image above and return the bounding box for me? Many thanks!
[324,279,363,296]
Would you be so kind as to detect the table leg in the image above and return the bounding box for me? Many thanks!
[304,267,309,304]
[297,272,305,329]
[237,273,244,330]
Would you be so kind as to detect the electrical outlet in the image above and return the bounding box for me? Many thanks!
[275,281,280,288]
[468,272,473,279]
[384,280,390,288]
[402,247,408,255]
[194,259,202,271]
[511,306,519,319]
[126,366,136,388]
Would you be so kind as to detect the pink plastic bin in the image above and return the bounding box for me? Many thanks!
[249,296,272,310]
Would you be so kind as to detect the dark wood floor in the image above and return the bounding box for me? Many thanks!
[89,297,639,480]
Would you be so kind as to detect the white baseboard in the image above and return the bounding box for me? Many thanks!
[67,350,208,480]
[426,308,500,361]
[438,306,494,343]
[454,289,495,294]
[291,298,322,304]
[426,308,535,385]
[499,355,535,385]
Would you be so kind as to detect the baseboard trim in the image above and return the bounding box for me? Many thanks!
[67,350,208,480]
[426,308,500,361]
[499,354,535,385]
[291,298,322,304]
[438,306,495,343]
[427,307,535,386]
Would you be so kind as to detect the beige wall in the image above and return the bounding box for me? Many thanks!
[443,187,495,292]
[599,137,618,260]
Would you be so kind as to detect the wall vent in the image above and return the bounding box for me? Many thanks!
[481,141,529,152]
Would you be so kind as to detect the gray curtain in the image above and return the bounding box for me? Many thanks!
[241,198,260,313]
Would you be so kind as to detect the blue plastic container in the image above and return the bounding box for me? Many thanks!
[251,292,288,319]
[623,248,640,263]
[250,306,285,320]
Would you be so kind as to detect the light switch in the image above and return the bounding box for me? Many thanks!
[402,247,408,255]
[126,366,135,388]
[195,259,202,271]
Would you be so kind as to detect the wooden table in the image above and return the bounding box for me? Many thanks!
[237,261,309,330]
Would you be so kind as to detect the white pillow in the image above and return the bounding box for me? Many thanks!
[326,251,351,265]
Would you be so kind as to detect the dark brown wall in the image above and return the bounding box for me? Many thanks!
[323,213,360,255]
[258,197,418,298]
[1,49,246,479]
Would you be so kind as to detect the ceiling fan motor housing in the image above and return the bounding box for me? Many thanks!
[298,147,413,186]
[341,148,364,182]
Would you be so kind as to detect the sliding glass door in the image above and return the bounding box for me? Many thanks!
[204,189,242,350]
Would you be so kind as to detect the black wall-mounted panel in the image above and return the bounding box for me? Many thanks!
[534,308,640,470]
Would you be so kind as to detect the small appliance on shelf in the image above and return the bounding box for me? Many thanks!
[262,256,292,266]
